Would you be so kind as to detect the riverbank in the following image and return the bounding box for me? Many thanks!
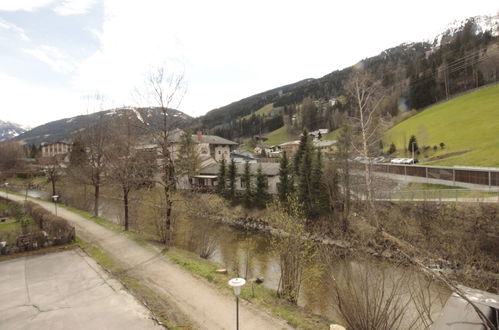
[214,197,498,295]
[5,178,497,319]
[2,191,334,329]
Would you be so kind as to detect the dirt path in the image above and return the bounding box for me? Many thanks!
[6,194,292,330]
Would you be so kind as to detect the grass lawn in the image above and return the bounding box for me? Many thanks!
[384,84,499,167]
[262,126,294,146]
[322,128,341,141]
[0,219,20,233]
[241,103,274,120]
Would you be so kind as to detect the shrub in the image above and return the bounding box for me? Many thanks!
[24,201,75,245]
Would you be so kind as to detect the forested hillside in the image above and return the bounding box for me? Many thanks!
[199,15,498,142]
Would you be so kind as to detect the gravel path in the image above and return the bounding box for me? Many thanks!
[5,194,292,330]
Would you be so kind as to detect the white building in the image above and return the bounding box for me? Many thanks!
[41,141,71,158]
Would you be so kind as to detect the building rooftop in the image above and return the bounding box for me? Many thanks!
[280,140,300,146]
[200,162,280,176]
[165,130,237,145]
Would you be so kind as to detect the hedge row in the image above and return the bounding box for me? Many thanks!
[24,201,75,245]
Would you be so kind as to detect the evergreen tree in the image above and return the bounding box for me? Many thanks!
[216,158,226,194]
[408,73,436,109]
[388,143,397,154]
[294,129,310,173]
[296,134,314,218]
[278,151,292,202]
[228,158,237,199]
[408,135,419,155]
[254,165,268,208]
[311,149,328,217]
[242,161,253,207]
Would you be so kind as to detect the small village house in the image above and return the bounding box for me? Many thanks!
[313,139,336,153]
[279,140,300,157]
[191,162,281,194]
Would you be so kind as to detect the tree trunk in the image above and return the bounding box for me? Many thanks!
[94,183,99,217]
[123,187,129,231]
[51,179,56,196]
[164,184,173,246]
[342,156,351,233]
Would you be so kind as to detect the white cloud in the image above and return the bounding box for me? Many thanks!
[0,73,84,126]
[53,0,96,16]
[0,0,56,12]
[23,45,77,73]
[71,0,499,118]
[0,19,30,41]
[2,0,499,128]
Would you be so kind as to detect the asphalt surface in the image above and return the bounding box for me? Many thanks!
[0,249,162,330]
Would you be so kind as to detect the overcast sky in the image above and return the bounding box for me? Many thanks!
[0,0,497,127]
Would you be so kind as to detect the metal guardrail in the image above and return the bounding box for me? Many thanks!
[371,163,499,187]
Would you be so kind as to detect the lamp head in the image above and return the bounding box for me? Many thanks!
[228,278,246,296]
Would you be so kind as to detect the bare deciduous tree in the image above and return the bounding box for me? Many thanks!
[267,197,316,304]
[0,141,24,172]
[346,69,385,227]
[107,114,155,231]
[77,113,111,217]
[137,66,186,246]
[40,155,63,196]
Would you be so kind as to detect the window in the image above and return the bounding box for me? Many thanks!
[218,150,221,154]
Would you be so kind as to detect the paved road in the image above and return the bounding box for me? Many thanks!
[5,194,292,330]
[0,249,162,330]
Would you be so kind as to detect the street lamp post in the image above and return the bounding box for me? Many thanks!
[52,195,59,216]
[4,183,8,199]
[228,278,246,330]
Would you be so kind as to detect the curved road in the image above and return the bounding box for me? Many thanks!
[5,193,291,330]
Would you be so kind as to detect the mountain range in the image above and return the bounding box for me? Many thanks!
[0,120,29,142]
[13,107,193,145]
[4,14,498,146]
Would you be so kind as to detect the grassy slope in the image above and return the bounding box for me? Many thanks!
[385,84,499,167]
[262,126,293,146]
[241,103,274,120]
[322,128,341,141]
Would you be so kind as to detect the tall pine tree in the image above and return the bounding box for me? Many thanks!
[311,149,328,217]
[296,132,314,218]
[228,158,237,199]
[278,151,292,203]
[254,165,268,208]
[217,158,226,194]
[242,161,253,207]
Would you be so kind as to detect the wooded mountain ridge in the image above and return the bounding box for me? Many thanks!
[197,14,498,141]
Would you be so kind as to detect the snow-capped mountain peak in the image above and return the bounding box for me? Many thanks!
[0,120,29,142]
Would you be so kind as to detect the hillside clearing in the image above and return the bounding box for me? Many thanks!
[262,126,294,146]
[241,103,274,120]
[384,84,499,167]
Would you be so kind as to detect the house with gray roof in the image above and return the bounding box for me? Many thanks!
[191,162,281,194]
[167,130,237,162]
[137,129,238,163]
